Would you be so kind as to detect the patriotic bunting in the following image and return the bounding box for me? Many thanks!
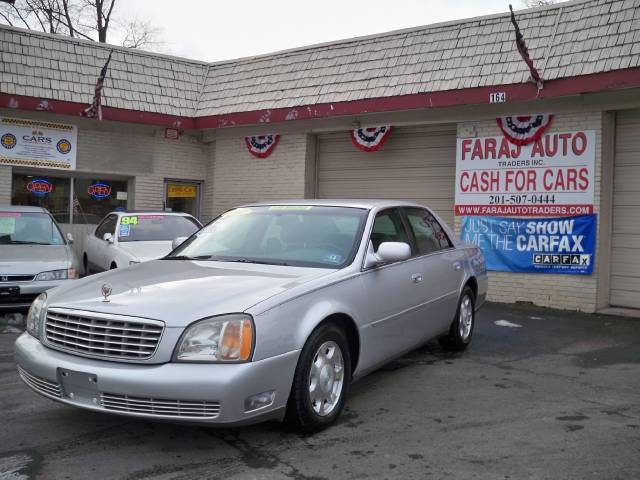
[351,125,393,152]
[245,134,279,158]
[496,114,553,146]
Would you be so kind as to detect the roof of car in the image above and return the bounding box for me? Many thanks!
[0,205,48,213]
[111,210,195,216]
[241,199,427,210]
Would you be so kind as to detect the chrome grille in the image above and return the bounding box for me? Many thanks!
[45,308,164,360]
[100,393,221,419]
[17,366,62,398]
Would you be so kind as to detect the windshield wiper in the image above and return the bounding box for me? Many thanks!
[224,258,291,266]
[164,255,213,261]
[6,241,51,245]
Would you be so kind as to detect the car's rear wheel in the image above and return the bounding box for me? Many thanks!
[110,262,117,270]
[83,254,88,275]
[439,286,475,352]
[285,323,351,432]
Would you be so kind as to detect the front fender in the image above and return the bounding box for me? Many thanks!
[250,292,361,362]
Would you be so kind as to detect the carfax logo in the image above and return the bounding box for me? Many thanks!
[1,133,17,149]
[533,254,591,266]
[56,139,72,154]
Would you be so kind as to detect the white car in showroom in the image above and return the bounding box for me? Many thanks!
[82,211,201,272]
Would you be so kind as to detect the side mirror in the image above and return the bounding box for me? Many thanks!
[364,241,411,268]
[172,236,188,250]
[103,232,114,243]
[66,232,74,244]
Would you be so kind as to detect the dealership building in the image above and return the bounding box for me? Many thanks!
[1,0,639,313]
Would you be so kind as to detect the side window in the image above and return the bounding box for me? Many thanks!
[404,208,453,254]
[370,209,410,252]
[95,215,117,239]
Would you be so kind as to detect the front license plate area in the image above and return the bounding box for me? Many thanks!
[58,368,100,406]
[0,286,20,300]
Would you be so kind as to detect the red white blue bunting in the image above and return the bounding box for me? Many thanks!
[496,114,554,146]
[351,125,393,152]
[245,134,279,158]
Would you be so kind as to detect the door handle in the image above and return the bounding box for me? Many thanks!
[411,273,423,284]
[453,263,462,271]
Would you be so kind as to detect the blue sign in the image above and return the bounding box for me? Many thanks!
[460,215,597,275]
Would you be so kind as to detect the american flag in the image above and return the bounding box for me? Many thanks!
[84,51,113,120]
[509,5,543,90]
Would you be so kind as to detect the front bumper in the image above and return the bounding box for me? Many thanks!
[14,333,300,425]
[0,279,72,310]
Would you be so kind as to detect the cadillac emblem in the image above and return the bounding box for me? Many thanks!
[101,284,112,302]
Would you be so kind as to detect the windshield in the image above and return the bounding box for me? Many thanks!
[117,214,200,242]
[169,206,368,268]
[0,212,65,245]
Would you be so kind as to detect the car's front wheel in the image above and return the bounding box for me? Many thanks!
[439,286,475,352]
[285,322,351,432]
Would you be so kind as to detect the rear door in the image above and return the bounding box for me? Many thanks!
[402,207,465,337]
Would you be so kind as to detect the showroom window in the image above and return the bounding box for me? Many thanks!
[73,178,128,224]
[11,173,128,225]
[11,174,71,223]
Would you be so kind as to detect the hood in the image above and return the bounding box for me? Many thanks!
[118,241,173,262]
[46,259,333,326]
[0,245,71,275]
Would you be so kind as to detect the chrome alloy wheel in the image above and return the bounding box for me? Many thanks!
[459,294,473,341]
[308,341,345,417]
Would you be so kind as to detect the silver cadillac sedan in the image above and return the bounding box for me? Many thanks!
[15,200,487,432]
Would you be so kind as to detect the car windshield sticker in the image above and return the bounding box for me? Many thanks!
[0,214,18,235]
[120,216,138,225]
[323,253,344,264]
[268,205,313,211]
[119,224,131,237]
[138,215,164,220]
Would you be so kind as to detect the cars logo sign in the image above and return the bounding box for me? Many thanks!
[27,179,54,196]
[88,183,112,199]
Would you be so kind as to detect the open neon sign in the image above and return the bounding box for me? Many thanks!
[27,179,54,196]
[88,183,112,199]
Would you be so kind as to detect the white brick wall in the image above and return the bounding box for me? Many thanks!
[456,112,604,312]
[208,133,308,217]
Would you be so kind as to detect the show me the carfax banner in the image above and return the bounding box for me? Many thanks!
[455,130,595,217]
[460,215,597,275]
[0,117,77,170]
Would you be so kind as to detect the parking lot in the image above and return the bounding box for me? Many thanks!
[1,302,639,480]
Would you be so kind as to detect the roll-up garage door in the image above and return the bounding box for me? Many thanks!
[611,110,640,309]
[316,125,457,225]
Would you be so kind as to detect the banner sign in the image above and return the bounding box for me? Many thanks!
[455,130,595,217]
[460,215,596,275]
[351,125,393,152]
[0,117,77,170]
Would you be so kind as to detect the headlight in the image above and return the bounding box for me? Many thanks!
[26,292,47,338]
[35,268,77,281]
[174,314,254,363]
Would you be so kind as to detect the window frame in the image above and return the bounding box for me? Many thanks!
[94,214,118,240]
[365,207,417,263]
[400,207,454,257]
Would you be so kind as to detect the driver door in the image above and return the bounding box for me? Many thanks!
[86,214,117,272]
[356,208,427,370]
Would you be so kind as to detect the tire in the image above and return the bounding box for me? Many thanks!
[83,254,88,275]
[439,286,475,352]
[110,262,117,270]
[285,323,352,433]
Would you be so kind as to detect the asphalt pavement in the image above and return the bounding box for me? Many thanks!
[1,302,639,480]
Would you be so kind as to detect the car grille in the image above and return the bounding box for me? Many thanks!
[45,308,164,360]
[0,274,35,282]
[17,366,63,398]
[100,393,221,419]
